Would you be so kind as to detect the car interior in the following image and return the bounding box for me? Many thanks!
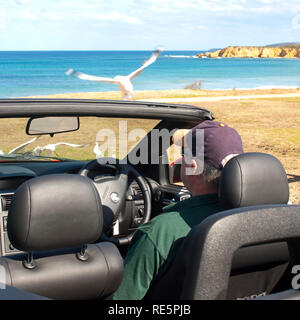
[0,99,299,300]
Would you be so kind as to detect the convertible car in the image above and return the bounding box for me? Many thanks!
[0,99,299,300]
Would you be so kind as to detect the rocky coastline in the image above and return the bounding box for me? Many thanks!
[197,46,300,58]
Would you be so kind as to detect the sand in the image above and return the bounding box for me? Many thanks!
[25,87,300,101]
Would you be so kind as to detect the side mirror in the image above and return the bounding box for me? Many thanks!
[26,117,80,136]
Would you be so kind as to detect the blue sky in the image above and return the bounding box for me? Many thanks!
[0,0,299,50]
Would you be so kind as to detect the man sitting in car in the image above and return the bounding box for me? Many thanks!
[114,120,244,300]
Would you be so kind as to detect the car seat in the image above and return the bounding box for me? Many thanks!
[145,153,300,300]
[0,174,123,299]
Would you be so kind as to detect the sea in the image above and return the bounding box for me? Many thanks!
[1,50,300,98]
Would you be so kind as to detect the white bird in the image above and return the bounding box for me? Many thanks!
[0,150,3,155]
[65,48,164,100]
[32,146,44,156]
[33,142,91,156]
[8,136,41,154]
[93,142,104,157]
[92,142,117,159]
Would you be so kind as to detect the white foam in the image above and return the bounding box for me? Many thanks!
[164,55,198,59]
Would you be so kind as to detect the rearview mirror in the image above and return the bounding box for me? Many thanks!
[26,117,80,136]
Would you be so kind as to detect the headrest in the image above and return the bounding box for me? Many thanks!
[219,152,289,210]
[8,174,103,252]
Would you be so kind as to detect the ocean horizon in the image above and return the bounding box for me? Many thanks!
[1,50,300,98]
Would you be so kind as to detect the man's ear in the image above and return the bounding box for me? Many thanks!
[190,158,205,176]
[184,159,198,176]
[191,159,198,173]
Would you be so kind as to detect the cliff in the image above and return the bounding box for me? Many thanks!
[198,46,300,58]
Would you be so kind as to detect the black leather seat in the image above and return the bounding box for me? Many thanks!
[0,174,124,300]
[145,152,300,300]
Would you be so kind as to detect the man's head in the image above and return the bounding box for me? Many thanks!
[175,120,243,196]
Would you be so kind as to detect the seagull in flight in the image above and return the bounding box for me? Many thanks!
[8,136,41,154]
[93,142,104,158]
[65,48,164,100]
[0,136,40,157]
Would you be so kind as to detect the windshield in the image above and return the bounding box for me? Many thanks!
[0,117,159,162]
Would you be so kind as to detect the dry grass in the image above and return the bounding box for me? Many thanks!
[9,89,300,204]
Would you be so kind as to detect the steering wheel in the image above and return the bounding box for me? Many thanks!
[79,158,151,246]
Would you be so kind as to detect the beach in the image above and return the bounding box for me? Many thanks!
[25,88,300,205]
[26,87,300,101]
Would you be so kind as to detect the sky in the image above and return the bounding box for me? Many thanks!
[0,0,299,50]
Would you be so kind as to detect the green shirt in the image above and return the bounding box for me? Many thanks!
[113,193,221,300]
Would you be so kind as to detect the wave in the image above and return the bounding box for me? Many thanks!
[163,55,223,59]
[164,55,198,59]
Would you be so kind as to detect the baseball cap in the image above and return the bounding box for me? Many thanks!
[172,120,244,169]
